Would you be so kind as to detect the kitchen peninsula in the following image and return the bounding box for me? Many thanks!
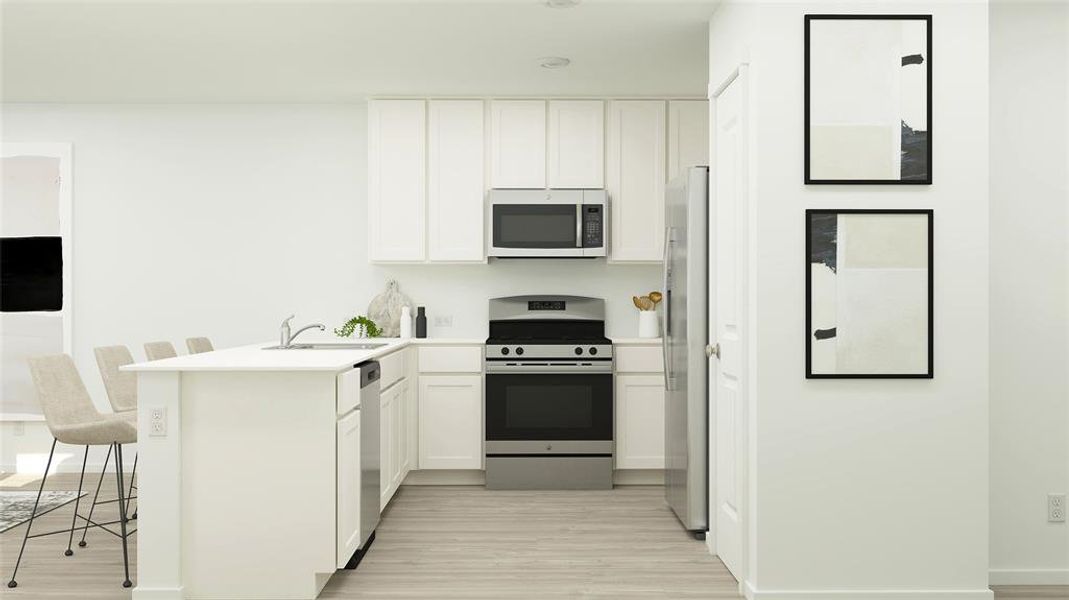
[123,338,483,600]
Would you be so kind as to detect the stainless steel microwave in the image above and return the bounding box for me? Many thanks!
[488,189,607,258]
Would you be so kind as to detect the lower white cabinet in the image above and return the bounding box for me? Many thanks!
[418,374,482,469]
[336,409,361,567]
[615,374,666,470]
[379,380,407,510]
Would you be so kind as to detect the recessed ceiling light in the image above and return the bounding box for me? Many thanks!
[539,56,571,69]
[544,0,581,8]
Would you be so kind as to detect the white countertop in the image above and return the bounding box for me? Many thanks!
[610,337,662,344]
[122,337,484,373]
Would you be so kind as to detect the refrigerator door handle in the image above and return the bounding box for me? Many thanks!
[662,227,672,391]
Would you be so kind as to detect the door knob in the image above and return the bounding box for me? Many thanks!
[706,343,720,359]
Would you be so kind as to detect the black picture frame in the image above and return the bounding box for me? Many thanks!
[805,209,934,379]
[804,14,933,185]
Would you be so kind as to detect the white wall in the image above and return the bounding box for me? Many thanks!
[710,2,991,597]
[0,103,659,471]
[989,0,1069,586]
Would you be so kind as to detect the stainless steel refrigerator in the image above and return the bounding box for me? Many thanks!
[663,166,709,537]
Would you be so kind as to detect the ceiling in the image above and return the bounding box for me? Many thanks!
[1,1,717,103]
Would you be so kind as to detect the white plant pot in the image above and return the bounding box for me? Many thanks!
[638,311,660,338]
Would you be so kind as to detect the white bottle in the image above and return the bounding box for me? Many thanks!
[400,306,413,338]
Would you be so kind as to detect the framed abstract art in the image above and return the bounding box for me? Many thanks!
[806,209,933,378]
[805,15,932,184]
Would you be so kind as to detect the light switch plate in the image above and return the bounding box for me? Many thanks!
[434,315,454,328]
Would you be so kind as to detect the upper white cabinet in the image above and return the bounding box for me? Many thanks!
[548,100,604,188]
[428,100,486,262]
[368,100,426,262]
[668,100,710,180]
[490,100,546,189]
[607,100,666,263]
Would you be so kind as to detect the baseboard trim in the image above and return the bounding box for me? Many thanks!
[614,469,665,485]
[131,585,184,600]
[744,581,994,600]
[989,569,1069,585]
[402,469,486,485]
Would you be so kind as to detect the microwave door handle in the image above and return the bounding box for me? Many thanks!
[575,203,583,248]
[662,227,672,391]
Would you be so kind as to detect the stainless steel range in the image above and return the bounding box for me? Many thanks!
[484,295,614,490]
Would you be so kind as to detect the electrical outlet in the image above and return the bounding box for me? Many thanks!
[149,407,168,437]
[12,422,24,436]
[1050,493,1066,523]
[434,315,454,328]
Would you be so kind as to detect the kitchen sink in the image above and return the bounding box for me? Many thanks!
[263,342,389,350]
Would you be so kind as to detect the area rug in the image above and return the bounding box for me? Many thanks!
[0,490,85,533]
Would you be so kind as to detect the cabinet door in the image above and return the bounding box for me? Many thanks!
[615,375,666,469]
[428,100,486,262]
[490,100,546,188]
[668,100,710,180]
[391,383,404,489]
[379,386,394,510]
[398,379,412,476]
[336,410,361,568]
[418,375,482,469]
[548,100,604,188]
[369,99,426,262]
[607,100,666,263]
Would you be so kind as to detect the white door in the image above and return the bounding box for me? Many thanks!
[615,375,666,469]
[368,100,426,262]
[709,67,749,582]
[336,410,361,568]
[428,100,485,262]
[490,100,546,188]
[548,100,605,188]
[606,100,666,262]
[418,375,482,469]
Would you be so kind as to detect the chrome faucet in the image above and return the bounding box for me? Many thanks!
[279,314,326,348]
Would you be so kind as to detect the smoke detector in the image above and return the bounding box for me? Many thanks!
[544,0,580,7]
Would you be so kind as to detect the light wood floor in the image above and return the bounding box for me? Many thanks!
[1,474,1066,599]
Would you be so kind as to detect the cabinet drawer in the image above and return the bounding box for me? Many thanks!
[418,346,482,373]
[614,345,664,373]
[337,367,364,415]
[379,349,406,390]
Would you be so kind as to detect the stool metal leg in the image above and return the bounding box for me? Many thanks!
[114,443,133,588]
[125,452,137,521]
[7,438,57,588]
[78,443,112,548]
[64,446,90,556]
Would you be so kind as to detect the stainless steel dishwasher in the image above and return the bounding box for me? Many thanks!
[344,360,380,569]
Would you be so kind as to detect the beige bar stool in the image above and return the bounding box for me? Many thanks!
[7,355,136,590]
[144,340,178,361]
[186,336,213,354]
[92,346,139,528]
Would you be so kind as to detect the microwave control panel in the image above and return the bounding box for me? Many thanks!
[582,206,603,248]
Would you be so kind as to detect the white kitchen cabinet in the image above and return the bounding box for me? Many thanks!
[615,374,666,469]
[379,382,395,510]
[490,100,546,188]
[668,100,710,180]
[548,100,604,188]
[369,99,426,262]
[606,100,666,263]
[336,409,361,568]
[428,100,486,262]
[418,374,482,469]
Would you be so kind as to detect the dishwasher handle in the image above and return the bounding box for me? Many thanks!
[357,360,381,387]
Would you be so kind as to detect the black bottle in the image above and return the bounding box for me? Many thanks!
[415,306,427,338]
